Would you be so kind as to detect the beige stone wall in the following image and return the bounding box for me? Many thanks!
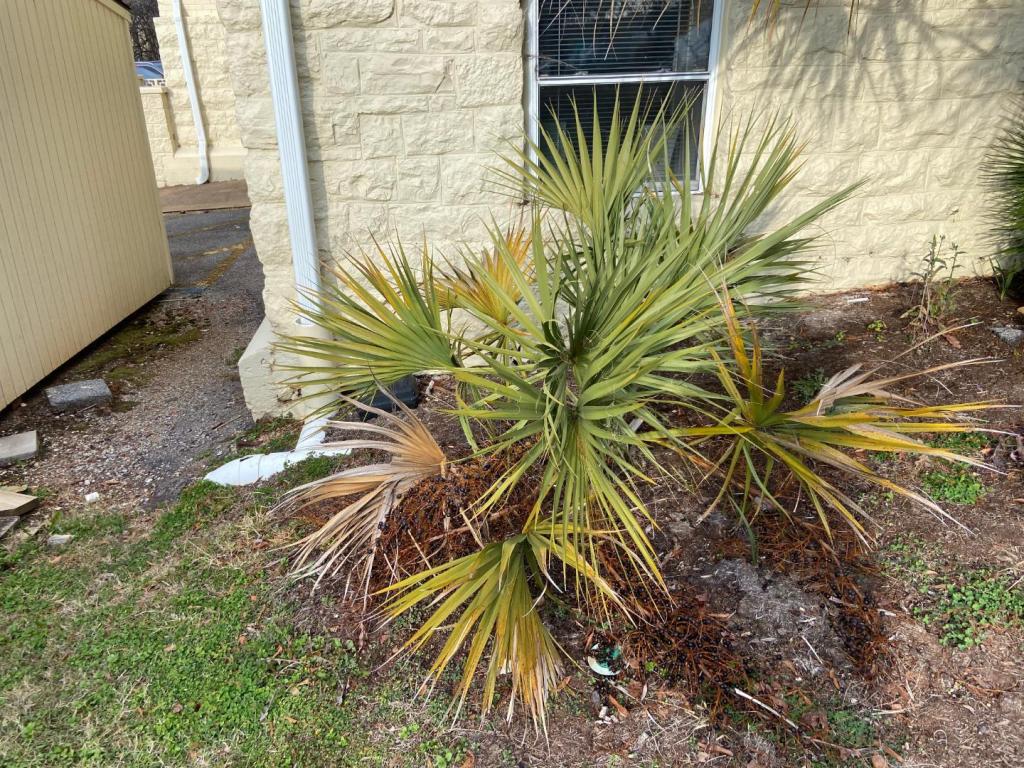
[140,86,177,183]
[146,0,246,186]
[216,0,524,415]
[718,0,1024,290]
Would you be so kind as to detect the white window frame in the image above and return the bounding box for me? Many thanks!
[524,0,724,193]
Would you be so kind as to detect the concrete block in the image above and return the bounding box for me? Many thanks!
[0,516,18,539]
[991,327,1024,346]
[45,379,112,412]
[0,431,38,467]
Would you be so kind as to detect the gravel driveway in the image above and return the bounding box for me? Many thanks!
[0,207,265,510]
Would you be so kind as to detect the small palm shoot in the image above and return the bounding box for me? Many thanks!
[680,295,997,540]
[982,101,1024,299]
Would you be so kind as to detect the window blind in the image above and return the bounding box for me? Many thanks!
[537,0,713,79]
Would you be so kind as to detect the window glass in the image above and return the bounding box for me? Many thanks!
[538,81,704,181]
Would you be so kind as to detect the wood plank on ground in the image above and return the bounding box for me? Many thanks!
[0,490,39,516]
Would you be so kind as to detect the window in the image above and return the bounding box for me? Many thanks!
[526,0,720,186]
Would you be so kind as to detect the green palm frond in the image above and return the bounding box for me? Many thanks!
[276,241,461,401]
[436,223,533,328]
[456,101,862,583]
[379,522,621,730]
[982,101,1024,295]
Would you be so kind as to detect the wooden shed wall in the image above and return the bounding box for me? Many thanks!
[0,0,172,409]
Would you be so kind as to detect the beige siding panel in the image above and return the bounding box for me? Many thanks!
[0,0,172,410]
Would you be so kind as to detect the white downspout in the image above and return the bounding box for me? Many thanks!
[206,0,342,487]
[171,0,209,184]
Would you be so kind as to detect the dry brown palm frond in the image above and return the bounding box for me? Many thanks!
[276,393,447,598]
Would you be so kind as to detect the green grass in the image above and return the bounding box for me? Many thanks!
[210,417,304,470]
[886,539,1024,649]
[921,464,986,504]
[0,464,472,768]
[70,315,204,388]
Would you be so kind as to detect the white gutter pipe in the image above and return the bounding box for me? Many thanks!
[206,0,342,487]
[258,0,321,319]
[171,0,209,184]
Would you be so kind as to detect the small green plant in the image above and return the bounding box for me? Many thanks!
[921,464,986,505]
[417,738,469,768]
[791,369,828,404]
[917,569,1024,649]
[901,235,963,331]
[827,708,876,749]
[866,319,886,339]
[823,329,846,348]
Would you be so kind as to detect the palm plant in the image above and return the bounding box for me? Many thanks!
[982,102,1024,299]
[275,94,996,727]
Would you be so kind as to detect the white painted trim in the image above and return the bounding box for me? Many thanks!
[524,0,540,162]
[702,0,726,188]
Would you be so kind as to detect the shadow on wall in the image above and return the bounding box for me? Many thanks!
[719,1,1024,287]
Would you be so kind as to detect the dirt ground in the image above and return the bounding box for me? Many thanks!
[0,207,263,510]
[1,272,1021,768]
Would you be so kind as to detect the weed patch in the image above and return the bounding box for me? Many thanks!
[917,569,1024,649]
[921,464,986,504]
[792,369,828,404]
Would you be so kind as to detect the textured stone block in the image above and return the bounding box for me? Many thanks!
[321,54,361,96]
[474,104,523,149]
[216,0,262,32]
[45,380,111,413]
[326,159,398,201]
[360,115,403,159]
[424,27,475,53]
[476,1,523,51]
[402,111,474,154]
[397,157,442,201]
[0,431,37,467]
[319,28,421,54]
[441,155,491,204]
[353,95,431,116]
[403,0,474,26]
[361,55,451,95]
[300,0,395,28]
[454,54,521,107]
